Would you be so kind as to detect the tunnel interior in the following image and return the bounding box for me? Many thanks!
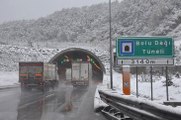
[49,48,105,84]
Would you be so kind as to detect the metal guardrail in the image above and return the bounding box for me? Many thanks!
[101,106,132,120]
[163,101,181,107]
[99,90,181,120]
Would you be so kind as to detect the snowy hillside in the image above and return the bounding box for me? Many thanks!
[1,0,181,70]
[0,0,181,45]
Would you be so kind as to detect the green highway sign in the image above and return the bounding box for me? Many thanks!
[116,37,174,58]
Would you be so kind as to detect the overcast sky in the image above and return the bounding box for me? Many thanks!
[0,0,122,24]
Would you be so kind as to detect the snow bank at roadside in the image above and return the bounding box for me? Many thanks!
[94,85,108,111]
[131,75,181,102]
[94,73,123,110]
[94,71,181,111]
[0,71,19,87]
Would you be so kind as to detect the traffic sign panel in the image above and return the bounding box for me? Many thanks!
[116,37,174,58]
[117,59,174,66]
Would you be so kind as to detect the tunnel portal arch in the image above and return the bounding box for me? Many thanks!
[49,48,106,83]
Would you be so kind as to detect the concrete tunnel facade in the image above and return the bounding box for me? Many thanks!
[49,48,106,84]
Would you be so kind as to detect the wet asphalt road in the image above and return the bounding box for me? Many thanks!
[0,85,107,120]
[0,88,20,120]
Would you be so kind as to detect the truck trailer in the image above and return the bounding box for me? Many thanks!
[19,62,58,91]
[70,62,92,86]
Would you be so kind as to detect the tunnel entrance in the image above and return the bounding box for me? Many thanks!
[49,48,105,85]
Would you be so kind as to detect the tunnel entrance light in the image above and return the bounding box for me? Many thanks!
[60,61,64,64]
[59,55,71,64]
[87,55,90,62]
[87,56,101,70]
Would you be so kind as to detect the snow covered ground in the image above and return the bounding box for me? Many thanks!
[0,71,19,87]
[131,75,181,102]
[94,70,181,110]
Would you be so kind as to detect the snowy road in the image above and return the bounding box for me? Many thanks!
[0,86,106,120]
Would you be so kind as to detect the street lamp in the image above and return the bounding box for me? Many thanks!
[109,0,113,89]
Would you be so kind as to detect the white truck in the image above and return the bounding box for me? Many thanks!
[66,62,92,86]
[65,68,72,81]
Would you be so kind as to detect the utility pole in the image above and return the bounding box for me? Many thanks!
[109,0,113,89]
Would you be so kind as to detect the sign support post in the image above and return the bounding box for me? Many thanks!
[136,67,138,98]
[150,66,153,101]
[166,66,169,101]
